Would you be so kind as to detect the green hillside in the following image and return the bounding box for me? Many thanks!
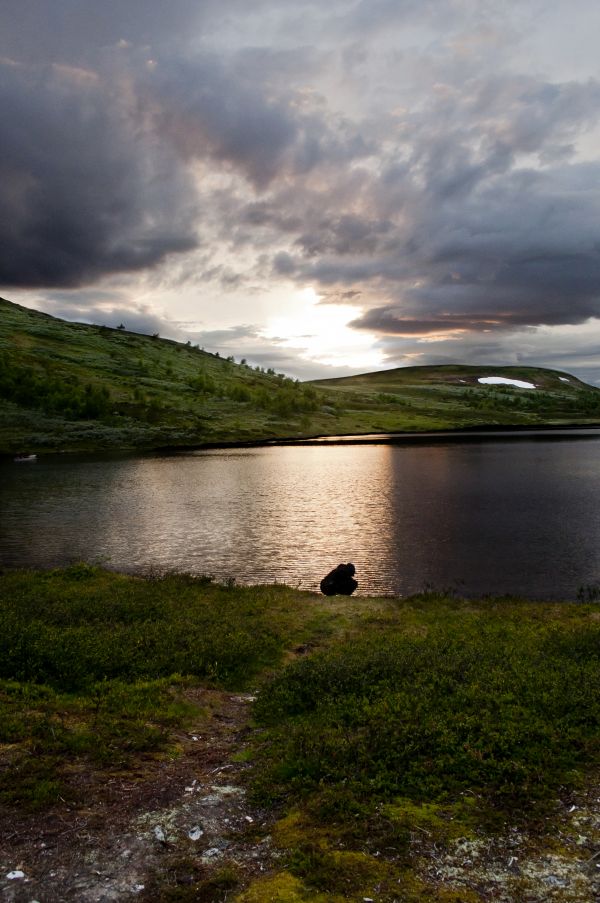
[1,297,599,453]
[0,298,327,453]
[312,363,600,434]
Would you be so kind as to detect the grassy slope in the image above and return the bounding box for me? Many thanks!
[313,363,600,433]
[1,567,599,902]
[1,297,600,452]
[0,297,327,452]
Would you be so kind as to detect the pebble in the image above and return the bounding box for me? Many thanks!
[545,875,567,888]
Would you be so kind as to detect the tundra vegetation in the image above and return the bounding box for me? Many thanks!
[1,566,599,901]
[1,297,600,453]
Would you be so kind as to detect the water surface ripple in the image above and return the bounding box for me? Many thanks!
[2,433,600,599]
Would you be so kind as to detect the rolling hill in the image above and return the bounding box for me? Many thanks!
[1,297,599,453]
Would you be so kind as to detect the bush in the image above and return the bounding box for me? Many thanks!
[253,619,600,819]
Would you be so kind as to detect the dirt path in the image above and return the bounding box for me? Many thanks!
[0,690,274,903]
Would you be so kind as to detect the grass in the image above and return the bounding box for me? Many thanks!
[0,298,325,453]
[1,568,600,900]
[1,296,600,453]
[252,606,600,821]
[313,363,600,433]
[0,564,353,810]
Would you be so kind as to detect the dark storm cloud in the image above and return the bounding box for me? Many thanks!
[348,160,600,334]
[0,58,197,287]
[145,57,299,190]
[0,12,370,289]
[145,49,372,190]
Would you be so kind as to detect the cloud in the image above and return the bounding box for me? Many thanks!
[0,58,198,288]
[374,321,600,386]
[0,1,208,65]
[256,68,600,341]
[2,0,600,382]
[145,56,299,190]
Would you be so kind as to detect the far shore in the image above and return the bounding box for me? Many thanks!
[4,420,600,461]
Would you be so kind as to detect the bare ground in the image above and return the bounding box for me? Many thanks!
[1,688,599,903]
[0,689,276,903]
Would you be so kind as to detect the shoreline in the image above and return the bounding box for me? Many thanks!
[138,420,600,455]
[2,420,600,461]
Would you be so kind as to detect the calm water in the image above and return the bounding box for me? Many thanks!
[2,432,600,599]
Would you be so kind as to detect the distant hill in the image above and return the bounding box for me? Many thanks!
[1,297,599,453]
[311,363,600,433]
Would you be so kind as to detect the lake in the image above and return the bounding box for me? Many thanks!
[2,430,600,599]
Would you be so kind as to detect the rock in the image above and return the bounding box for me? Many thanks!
[320,562,358,596]
[6,870,25,880]
[545,875,567,887]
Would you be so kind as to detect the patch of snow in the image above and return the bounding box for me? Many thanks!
[560,377,570,382]
[6,870,25,880]
[478,376,536,389]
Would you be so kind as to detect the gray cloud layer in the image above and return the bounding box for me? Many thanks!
[0,58,197,286]
[1,0,599,379]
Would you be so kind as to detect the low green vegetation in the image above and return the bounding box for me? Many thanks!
[1,297,599,453]
[252,602,600,822]
[0,298,323,453]
[1,567,600,900]
[313,363,600,434]
[0,564,330,809]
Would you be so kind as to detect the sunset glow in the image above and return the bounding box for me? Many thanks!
[262,288,384,370]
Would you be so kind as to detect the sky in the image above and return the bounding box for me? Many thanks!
[1,0,600,383]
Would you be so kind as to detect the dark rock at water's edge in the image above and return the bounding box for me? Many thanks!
[320,562,358,596]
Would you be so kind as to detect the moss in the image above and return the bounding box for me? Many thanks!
[288,844,389,895]
[395,870,485,902]
[272,811,311,848]
[236,871,341,903]
[381,797,478,843]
